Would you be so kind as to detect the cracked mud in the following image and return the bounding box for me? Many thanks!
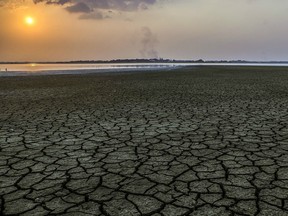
[0,66,288,215]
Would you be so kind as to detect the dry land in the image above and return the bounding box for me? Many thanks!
[0,66,288,215]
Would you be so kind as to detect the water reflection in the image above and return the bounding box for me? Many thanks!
[1,62,288,77]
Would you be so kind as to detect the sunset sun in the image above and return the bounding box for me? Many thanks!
[25,17,34,25]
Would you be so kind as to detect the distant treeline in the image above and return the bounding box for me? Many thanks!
[1,59,288,64]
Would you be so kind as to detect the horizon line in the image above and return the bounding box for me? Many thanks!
[1,58,288,64]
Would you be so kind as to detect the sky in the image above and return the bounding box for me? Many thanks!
[0,0,288,62]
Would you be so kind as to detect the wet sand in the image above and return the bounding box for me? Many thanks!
[1,66,288,215]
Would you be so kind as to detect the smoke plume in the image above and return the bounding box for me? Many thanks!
[140,27,159,59]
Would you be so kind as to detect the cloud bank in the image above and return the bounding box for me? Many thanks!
[0,0,159,19]
[33,0,158,19]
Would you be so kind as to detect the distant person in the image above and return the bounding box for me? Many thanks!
[5,68,8,72]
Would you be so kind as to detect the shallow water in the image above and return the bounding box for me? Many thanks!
[0,63,177,72]
[1,62,288,77]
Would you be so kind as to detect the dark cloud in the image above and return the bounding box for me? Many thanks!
[0,0,159,20]
[33,0,70,5]
[140,26,159,59]
[66,2,92,13]
[32,0,159,20]
[33,0,158,12]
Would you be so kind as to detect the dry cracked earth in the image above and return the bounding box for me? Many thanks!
[0,66,288,216]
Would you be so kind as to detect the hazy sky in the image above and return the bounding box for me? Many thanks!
[0,0,288,61]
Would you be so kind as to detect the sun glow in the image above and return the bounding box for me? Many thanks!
[25,17,34,25]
